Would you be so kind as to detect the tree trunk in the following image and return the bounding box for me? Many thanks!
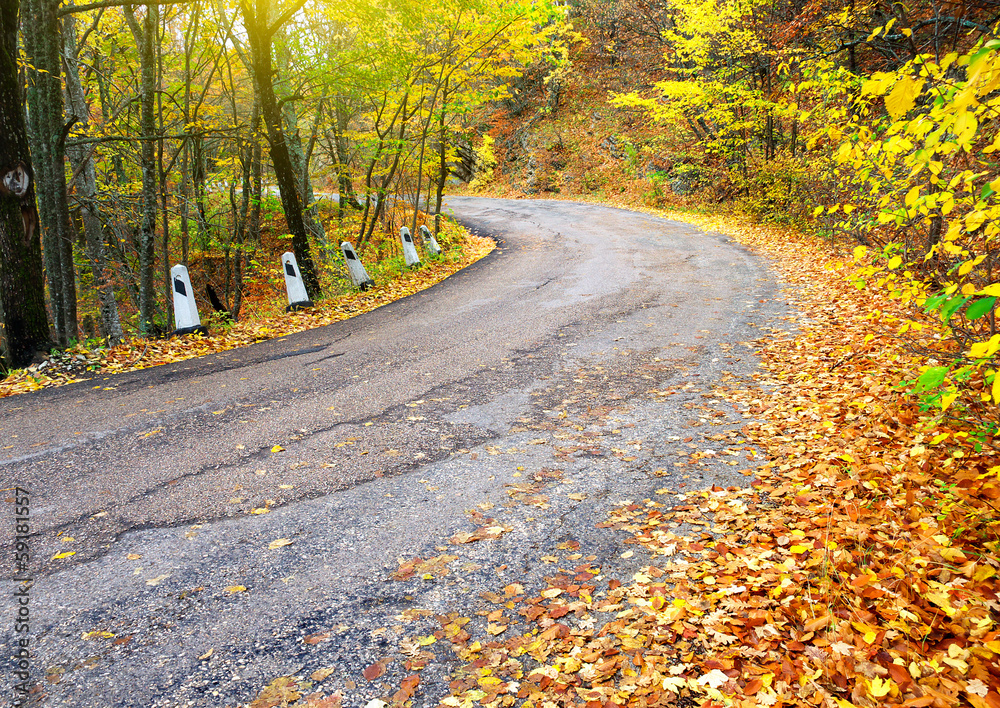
[62,11,123,344]
[125,4,160,334]
[23,0,77,346]
[156,6,171,330]
[241,0,319,298]
[433,79,449,236]
[282,98,328,257]
[331,100,355,220]
[249,102,262,247]
[0,0,50,366]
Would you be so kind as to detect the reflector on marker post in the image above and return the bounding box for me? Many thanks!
[340,241,375,291]
[400,227,421,267]
[281,251,313,312]
[420,225,442,257]
[171,264,207,336]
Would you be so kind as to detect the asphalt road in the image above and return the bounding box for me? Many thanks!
[0,198,786,707]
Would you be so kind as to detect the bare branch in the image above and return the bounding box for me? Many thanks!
[57,0,191,17]
[264,0,308,39]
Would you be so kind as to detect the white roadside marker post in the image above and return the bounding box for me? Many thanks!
[420,225,442,257]
[340,241,375,291]
[400,227,421,267]
[281,252,314,312]
[171,264,208,336]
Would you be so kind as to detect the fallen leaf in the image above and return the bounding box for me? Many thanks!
[362,662,385,681]
[311,667,336,682]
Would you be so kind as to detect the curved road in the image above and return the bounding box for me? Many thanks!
[1,198,785,707]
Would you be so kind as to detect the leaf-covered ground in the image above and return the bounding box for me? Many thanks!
[0,234,494,399]
[246,211,1000,708]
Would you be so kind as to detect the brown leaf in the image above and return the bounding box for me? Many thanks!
[362,662,385,681]
[310,667,336,682]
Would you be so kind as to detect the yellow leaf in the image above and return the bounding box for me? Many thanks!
[81,631,115,640]
[868,677,895,698]
[888,256,903,269]
[939,547,967,563]
[268,538,293,550]
[885,75,924,119]
[861,71,894,96]
[271,444,285,453]
[51,551,75,560]
[969,335,1000,358]
[853,245,868,262]
[992,371,1000,404]
[789,544,809,554]
[981,283,1000,297]
[225,585,247,593]
[250,507,270,515]
[966,211,987,232]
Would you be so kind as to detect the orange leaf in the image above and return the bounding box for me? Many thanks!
[804,615,831,632]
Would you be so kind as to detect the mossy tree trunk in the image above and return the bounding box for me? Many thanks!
[0,0,50,366]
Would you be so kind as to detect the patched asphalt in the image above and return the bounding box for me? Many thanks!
[1,198,788,707]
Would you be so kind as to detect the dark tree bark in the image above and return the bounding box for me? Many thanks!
[0,0,50,366]
[238,0,319,298]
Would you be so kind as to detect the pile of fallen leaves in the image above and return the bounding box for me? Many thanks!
[0,233,494,399]
[241,206,1000,708]
[378,213,999,708]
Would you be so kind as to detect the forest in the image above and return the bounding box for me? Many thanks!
[464,0,1000,435]
[0,0,570,366]
[1,0,1000,428]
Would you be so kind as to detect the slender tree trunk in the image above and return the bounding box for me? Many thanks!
[363,102,407,248]
[241,1,319,298]
[282,98,328,256]
[409,89,437,235]
[156,6,171,330]
[62,11,123,343]
[125,4,159,333]
[332,100,354,220]
[433,79,449,236]
[24,0,77,346]
[249,101,262,247]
